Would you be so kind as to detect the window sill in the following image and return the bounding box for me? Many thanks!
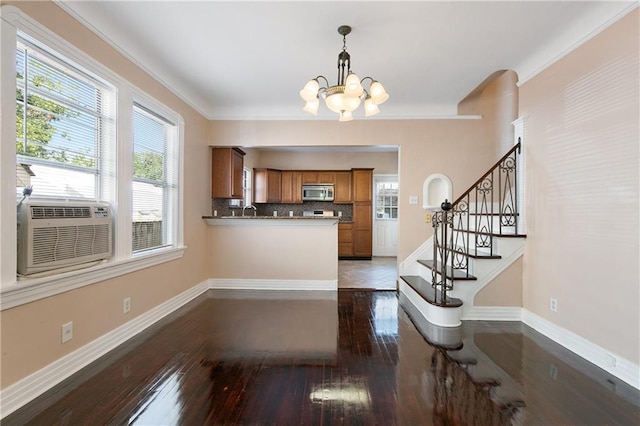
[0,246,186,310]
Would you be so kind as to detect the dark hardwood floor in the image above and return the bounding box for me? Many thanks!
[4,290,639,425]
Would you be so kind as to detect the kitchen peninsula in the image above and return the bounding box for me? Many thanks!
[204,215,339,291]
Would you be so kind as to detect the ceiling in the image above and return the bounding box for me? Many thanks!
[58,1,635,121]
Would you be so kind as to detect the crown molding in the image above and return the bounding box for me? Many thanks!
[516,2,638,86]
[52,0,211,119]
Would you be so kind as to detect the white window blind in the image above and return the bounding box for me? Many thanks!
[132,104,175,252]
[15,34,113,200]
[243,167,252,207]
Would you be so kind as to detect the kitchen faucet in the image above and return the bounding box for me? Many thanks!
[242,204,257,216]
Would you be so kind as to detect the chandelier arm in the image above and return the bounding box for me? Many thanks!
[359,76,375,86]
[315,75,330,89]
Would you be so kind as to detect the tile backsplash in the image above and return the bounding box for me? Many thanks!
[211,199,352,220]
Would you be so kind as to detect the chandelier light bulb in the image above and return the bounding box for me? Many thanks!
[303,98,320,115]
[369,81,389,105]
[364,97,380,117]
[339,110,353,122]
[299,79,320,102]
[344,73,363,98]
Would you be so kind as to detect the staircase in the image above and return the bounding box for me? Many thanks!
[399,143,526,327]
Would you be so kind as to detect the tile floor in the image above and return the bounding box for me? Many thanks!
[338,256,397,290]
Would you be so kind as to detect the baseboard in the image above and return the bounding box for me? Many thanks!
[0,279,210,419]
[463,306,523,321]
[522,309,639,390]
[209,278,338,291]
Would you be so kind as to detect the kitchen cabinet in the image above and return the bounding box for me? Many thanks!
[302,171,334,184]
[353,169,373,202]
[318,171,335,184]
[338,222,354,258]
[351,169,374,258]
[281,171,303,204]
[334,171,352,204]
[253,168,282,203]
[353,203,373,258]
[302,171,318,184]
[211,147,245,199]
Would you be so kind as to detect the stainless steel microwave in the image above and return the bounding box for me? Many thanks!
[302,184,334,201]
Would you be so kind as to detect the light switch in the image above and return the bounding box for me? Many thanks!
[409,196,419,205]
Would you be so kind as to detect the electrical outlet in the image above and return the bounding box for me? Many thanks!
[123,297,131,314]
[424,214,432,223]
[550,298,558,312]
[549,364,558,380]
[61,321,73,343]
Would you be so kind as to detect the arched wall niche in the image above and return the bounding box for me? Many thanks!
[422,174,452,210]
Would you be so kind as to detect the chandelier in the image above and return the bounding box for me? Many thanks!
[299,25,389,121]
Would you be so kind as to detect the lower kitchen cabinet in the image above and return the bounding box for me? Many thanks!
[353,203,372,258]
[338,222,353,258]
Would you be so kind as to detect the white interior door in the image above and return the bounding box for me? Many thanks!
[373,175,398,256]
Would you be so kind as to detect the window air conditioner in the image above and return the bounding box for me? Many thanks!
[17,200,113,275]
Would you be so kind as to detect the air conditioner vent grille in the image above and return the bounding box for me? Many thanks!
[31,206,92,220]
[32,224,111,266]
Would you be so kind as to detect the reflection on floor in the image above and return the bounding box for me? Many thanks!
[338,256,397,290]
[4,291,639,425]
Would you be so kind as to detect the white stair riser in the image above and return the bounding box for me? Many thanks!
[399,281,461,327]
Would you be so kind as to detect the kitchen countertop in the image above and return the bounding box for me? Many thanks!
[202,215,338,220]
[203,215,341,226]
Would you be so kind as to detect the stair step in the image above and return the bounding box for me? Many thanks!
[400,275,463,308]
[444,245,502,260]
[451,228,527,238]
[417,259,478,280]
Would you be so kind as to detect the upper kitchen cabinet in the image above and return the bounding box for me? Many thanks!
[281,171,303,204]
[254,168,282,203]
[352,169,374,202]
[334,171,352,204]
[211,147,245,199]
[302,171,334,184]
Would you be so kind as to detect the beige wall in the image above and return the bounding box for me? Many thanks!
[253,150,398,175]
[519,9,639,362]
[459,70,519,155]
[1,1,211,388]
[474,257,523,307]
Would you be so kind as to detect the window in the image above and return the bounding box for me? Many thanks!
[1,10,185,305]
[375,181,398,219]
[243,167,252,207]
[132,105,177,252]
[15,34,115,199]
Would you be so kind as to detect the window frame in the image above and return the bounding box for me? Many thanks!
[375,178,399,221]
[0,6,185,310]
[15,33,114,201]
